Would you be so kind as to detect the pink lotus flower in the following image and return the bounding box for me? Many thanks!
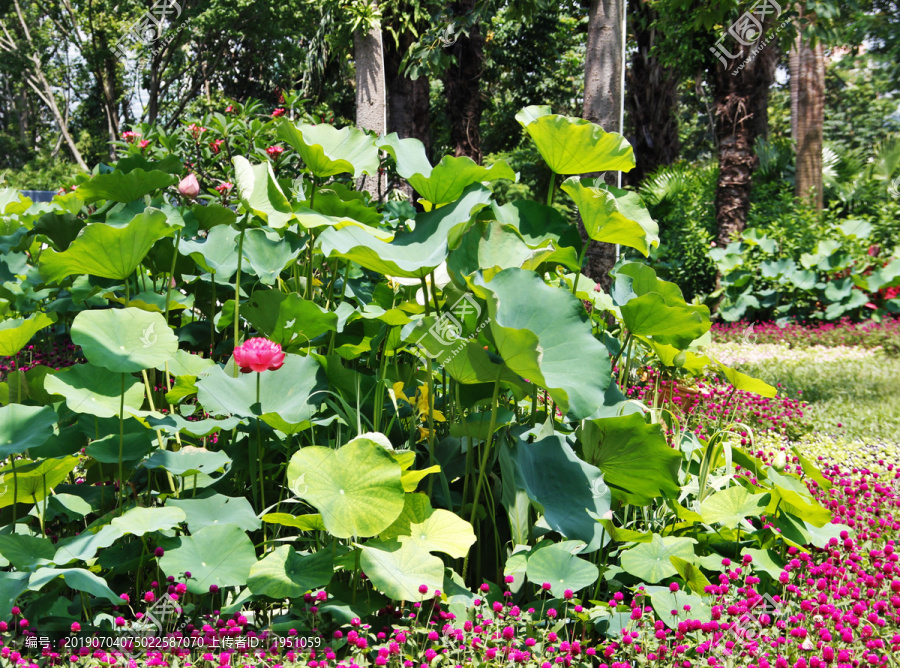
[178,173,200,200]
[234,338,285,373]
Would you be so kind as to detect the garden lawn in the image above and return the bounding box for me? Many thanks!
[709,342,900,445]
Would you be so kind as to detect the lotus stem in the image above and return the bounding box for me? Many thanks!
[233,222,246,376]
[164,230,182,326]
[118,373,125,509]
[464,374,501,579]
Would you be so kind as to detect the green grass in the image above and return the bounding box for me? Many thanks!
[737,353,900,444]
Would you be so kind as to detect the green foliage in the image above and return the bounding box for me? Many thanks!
[0,104,795,647]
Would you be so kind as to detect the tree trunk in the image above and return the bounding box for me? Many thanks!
[443,0,483,162]
[711,18,778,248]
[790,18,824,210]
[354,10,387,197]
[384,30,431,153]
[581,0,625,291]
[624,0,679,185]
[98,52,120,160]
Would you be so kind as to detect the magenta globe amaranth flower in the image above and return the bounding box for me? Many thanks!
[178,173,200,199]
[234,337,285,373]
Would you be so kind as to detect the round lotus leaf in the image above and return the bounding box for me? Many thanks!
[71,308,178,373]
[525,543,599,596]
[397,509,476,559]
[43,364,144,419]
[0,404,57,458]
[248,546,333,599]
[359,541,444,602]
[286,437,404,538]
[620,535,697,583]
[158,524,257,594]
[110,506,186,536]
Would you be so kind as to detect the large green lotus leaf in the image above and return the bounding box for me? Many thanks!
[379,493,433,540]
[241,228,302,284]
[28,567,121,604]
[515,105,635,175]
[242,290,338,346]
[109,506,186,536]
[397,509,476,559]
[0,188,33,214]
[40,208,175,282]
[31,212,85,251]
[233,157,293,228]
[71,308,178,373]
[0,313,57,357]
[84,430,152,464]
[309,184,383,225]
[0,456,79,508]
[0,534,55,571]
[715,362,777,398]
[401,317,525,387]
[644,585,711,630]
[196,354,325,424]
[53,524,122,566]
[159,524,257,594]
[470,268,612,419]
[192,202,237,229]
[104,289,194,314]
[525,543,598,596]
[76,169,177,203]
[142,447,231,476]
[286,436,405,538]
[502,432,611,552]
[614,263,710,349]
[278,121,378,178]
[578,412,681,501]
[359,540,444,602]
[641,338,711,375]
[560,178,659,255]
[620,534,697,583]
[248,545,333,599]
[700,486,770,528]
[0,404,57,458]
[52,525,123,565]
[767,470,831,527]
[669,555,712,593]
[448,220,575,281]
[318,184,491,278]
[0,572,30,619]
[490,200,582,266]
[293,207,394,240]
[262,513,326,532]
[375,134,433,181]
[378,135,514,205]
[156,349,215,377]
[179,224,240,278]
[168,494,261,532]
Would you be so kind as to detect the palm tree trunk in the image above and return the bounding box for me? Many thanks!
[711,17,778,247]
[624,0,679,184]
[581,0,625,291]
[790,13,824,210]
[443,0,483,162]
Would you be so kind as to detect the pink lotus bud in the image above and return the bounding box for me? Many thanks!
[178,173,200,199]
